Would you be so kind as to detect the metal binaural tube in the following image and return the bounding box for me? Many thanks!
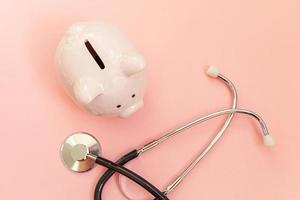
[137,108,270,196]
[137,70,273,195]
[163,73,237,194]
[163,108,270,194]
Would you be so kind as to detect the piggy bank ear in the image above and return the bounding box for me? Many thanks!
[121,51,146,76]
[72,78,104,105]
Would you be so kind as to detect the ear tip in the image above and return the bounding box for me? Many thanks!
[263,135,276,147]
[206,66,219,78]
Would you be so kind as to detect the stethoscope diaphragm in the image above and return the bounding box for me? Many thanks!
[60,132,102,172]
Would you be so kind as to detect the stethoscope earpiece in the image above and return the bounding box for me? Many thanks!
[61,132,102,173]
[263,134,276,147]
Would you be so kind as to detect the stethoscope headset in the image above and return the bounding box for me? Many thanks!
[61,66,275,200]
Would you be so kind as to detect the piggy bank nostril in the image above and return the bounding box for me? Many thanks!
[131,94,136,98]
[116,105,122,108]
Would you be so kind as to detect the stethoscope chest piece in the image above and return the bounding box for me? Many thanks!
[61,132,102,173]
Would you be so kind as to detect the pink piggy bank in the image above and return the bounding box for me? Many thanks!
[56,22,147,118]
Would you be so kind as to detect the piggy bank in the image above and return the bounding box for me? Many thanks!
[56,22,147,118]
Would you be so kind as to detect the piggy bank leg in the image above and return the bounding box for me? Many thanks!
[120,100,144,118]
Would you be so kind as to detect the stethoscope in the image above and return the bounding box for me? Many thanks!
[61,66,275,200]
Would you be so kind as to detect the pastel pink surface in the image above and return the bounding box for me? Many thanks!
[0,0,300,199]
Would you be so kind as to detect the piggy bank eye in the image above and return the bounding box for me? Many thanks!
[85,40,105,70]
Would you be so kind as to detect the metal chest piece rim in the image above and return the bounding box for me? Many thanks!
[61,132,102,173]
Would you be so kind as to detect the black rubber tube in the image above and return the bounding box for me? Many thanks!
[94,150,140,200]
[95,155,169,200]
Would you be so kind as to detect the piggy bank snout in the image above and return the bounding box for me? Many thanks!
[115,93,137,108]
[86,88,144,117]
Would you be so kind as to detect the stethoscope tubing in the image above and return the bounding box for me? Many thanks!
[89,153,168,200]
[94,150,142,200]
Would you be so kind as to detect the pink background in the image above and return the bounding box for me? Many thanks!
[1,0,300,199]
